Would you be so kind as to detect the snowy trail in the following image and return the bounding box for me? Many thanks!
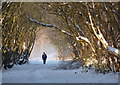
[2,60,119,83]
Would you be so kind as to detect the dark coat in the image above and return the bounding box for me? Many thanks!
[42,54,47,60]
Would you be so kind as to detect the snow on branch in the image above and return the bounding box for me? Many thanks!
[29,18,54,27]
[76,35,95,52]
[29,17,73,36]
[107,46,120,57]
[76,35,90,44]
[75,24,85,35]
[74,24,96,52]
[60,30,73,36]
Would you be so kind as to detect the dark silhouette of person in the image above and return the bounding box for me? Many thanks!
[42,52,47,64]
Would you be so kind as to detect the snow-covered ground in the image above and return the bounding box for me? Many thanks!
[2,60,119,83]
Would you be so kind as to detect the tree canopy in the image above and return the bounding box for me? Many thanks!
[1,2,120,72]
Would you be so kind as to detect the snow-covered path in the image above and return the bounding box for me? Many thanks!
[2,60,119,83]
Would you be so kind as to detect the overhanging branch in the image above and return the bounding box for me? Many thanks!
[29,18,73,37]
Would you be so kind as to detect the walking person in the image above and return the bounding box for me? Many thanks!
[42,52,47,64]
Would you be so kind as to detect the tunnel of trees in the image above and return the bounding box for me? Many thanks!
[1,2,120,72]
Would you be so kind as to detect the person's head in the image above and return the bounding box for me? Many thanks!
[43,52,45,54]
